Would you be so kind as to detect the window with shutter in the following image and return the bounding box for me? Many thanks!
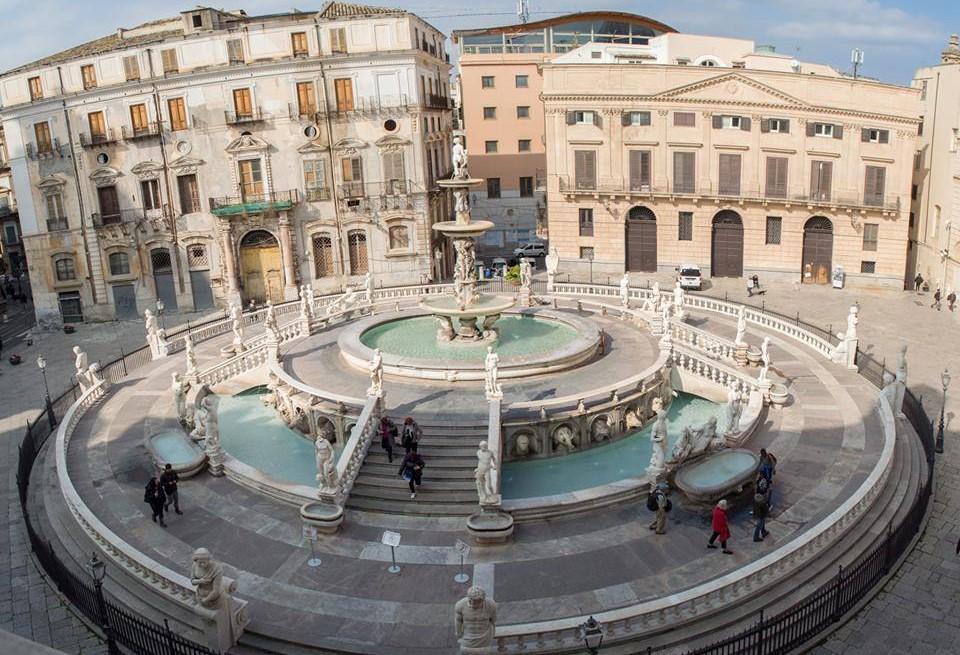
[864,166,885,206]
[88,111,106,140]
[238,159,264,200]
[35,122,53,153]
[765,157,788,198]
[810,161,833,201]
[765,216,782,244]
[141,179,161,210]
[81,64,97,90]
[674,112,695,127]
[718,153,741,196]
[624,111,651,126]
[574,150,597,189]
[291,32,308,57]
[313,234,334,277]
[629,150,651,191]
[673,151,695,194]
[122,56,140,82]
[227,39,244,64]
[161,49,179,74]
[28,76,42,100]
[330,28,347,54]
[303,160,327,201]
[812,122,834,138]
[862,223,879,251]
[833,124,843,139]
[487,178,501,198]
[347,230,368,275]
[382,152,405,194]
[519,177,533,197]
[296,82,316,116]
[678,212,693,241]
[334,78,354,112]
[167,97,187,130]
[177,174,201,214]
[579,208,594,236]
[46,192,65,220]
[233,88,253,117]
[341,157,363,196]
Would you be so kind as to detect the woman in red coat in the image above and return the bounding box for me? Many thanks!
[707,499,733,554]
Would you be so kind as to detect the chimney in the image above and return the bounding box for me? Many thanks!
[942,34,960,65]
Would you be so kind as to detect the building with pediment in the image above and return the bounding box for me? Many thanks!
[0,2,452,325]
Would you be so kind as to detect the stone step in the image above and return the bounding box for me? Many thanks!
[349,483,478,505]
[360,462,475,479]
[344,496,474,517]
[353,476,476,492]
[364,451,476,469]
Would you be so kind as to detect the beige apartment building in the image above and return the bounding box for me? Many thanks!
[910,35,960,294]
[542,43,921,288]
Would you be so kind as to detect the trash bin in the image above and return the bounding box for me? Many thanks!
[832,266,845,289]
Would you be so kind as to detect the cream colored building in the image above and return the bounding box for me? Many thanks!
[543,43,920,288]
[0,2,452,325]
[910,35,960,295]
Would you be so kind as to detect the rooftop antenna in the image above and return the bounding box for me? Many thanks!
[517,0,529,23]
[851,48,864,79]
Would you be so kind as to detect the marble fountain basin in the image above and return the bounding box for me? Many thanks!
[145,430,207,477]
[673,448,760,503]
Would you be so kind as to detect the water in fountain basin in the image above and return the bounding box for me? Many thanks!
[501,393,725,499]
[360,315,578,360]
[150,431,201,466]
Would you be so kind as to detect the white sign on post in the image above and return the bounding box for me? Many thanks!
[302,525,318,541]
[302,525,321,567]
[453,539,471,584]
[381,530,402,548]
[454,539,471,557]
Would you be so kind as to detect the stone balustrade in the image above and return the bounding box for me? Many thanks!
[671,343,760,395]
[196,344,269,387]
[333,395,381,501]
[670,321,739,364]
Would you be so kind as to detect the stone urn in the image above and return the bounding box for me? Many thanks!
[746,346,762,367]
[769,383,789,407]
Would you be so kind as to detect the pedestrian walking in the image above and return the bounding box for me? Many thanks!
[753,477,771,542]
[647,483,670,535]
[746,276,754,297]
[398,443,425,499]
[932,288,942,311]
[401,416,422,453]
[947,289,956,312]
[379,416,397,463]
[144,476,167,527]
[914,273,924,293]
[707,499,733,554]
[160,463,183,515]
[752,274,761,294]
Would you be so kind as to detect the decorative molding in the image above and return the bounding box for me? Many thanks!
[806,150,842,159]
[567,139,603,146]
[666,142,704,149]
[861,155,895,164]
[333,137,368,156]
[131,160,163,180]
[374,134,411,151]
[760,147,797,155]
[225,133,271,155]
[168,154,205,175]
[37,174,67,191]
[624,141,660,147]
[713,144,750,151]
[297,140,327,155]
[89,166,122,186]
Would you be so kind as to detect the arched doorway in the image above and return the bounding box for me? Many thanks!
[802,216,833,284]
[625,206,657,272]
[711,210,744,277]
[239,230,283,304]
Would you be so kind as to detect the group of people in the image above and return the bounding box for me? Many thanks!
[144,463,183,527]
[914,275,957,312]
[379,416,427,499]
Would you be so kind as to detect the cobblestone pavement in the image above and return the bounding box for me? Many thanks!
[0,309,211,654]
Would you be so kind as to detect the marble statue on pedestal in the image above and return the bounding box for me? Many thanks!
[829,332,849,365]
[365,272,375,304]
[368,348,383,397]
[672,281,685,317]
[184,334,198,378]
[475,440,499,505]
[519,258,532,290]
[646,401,668,480]
[155,329,170,357]
[484,347,502,400]
[846,305,859,341]
[620,273,630,307]
[230,303,245,353]
[759,336,772,383]
[191,548,227,609]
[643,281,662,314]
[172,373,192,425]
[454,586,497,651]
[190,385,213,441]
[315,437,339,493]
[264,301,278,337]
[73,346,90,390]
[452,135,469,180]
[545,248,559,291]
[299,285,310,321]
[725,385,742,434]
[735,307,747,346]
[202,395,224,475]
[188,547,248,651]
[144,309,160,357]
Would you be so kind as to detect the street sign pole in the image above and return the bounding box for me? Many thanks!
[388,545,400,574]
[382,530,402,574]
[302,525,321,567]
[453,539,471,584]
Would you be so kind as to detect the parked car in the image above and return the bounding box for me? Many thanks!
[513,242,547,258]
[677,264,702,290]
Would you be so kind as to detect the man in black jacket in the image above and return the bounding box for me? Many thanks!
[160,463,183,515]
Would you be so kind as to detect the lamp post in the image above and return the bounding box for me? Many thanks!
[156,299,165,329]
[579,616,604,654]
[935,368,951,454]
[36,355,56,428]
[586,248,595,285]
[87,553,120,655]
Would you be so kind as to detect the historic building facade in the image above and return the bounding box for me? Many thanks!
[0,2,452,325]
[542,44,921,288]
[0,128,25,279]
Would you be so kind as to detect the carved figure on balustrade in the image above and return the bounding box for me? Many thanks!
[184,334,198,378]
[735,307,747,346]
[368,348,384,397]
[155,329,170,357]
[299,285,310,319]
[190,548,227,609]
[646,404,668,480]
[202,395,224,474]
[475,440,499,504]
[144,309,159,353]
[262,372,279,408]
[672,281,685,315]
[829,332,849,364]
[643,281,662,314]
[759,336,772,383]
[454,586,497,651]
[519,258,532,290]
[511,433,538,458]
[190,384,212,440]
[484,347,502,400]
[725,385,742,435]
[552,424,577,452]
[591,416,610,442]
[846,305,859,342]
[315,437,338,493]
[545,248,560,290]
[86,363,105,387]
[172,372,192,425]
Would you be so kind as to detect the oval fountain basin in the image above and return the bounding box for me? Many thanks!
[674,449,760,503]
[146,431,207,477]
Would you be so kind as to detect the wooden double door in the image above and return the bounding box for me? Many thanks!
[240,230,283,304]
[625,206,657,272]
[711,211,744,278]
[802,216,833,284]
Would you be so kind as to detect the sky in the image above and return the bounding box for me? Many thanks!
[0,0,957,84]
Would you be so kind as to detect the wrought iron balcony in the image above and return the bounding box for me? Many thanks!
[46,218,69,232]
[305,187,331,202]
[224,108,264,125]
[79,129,119,148]
[425,93,452,110]
[25,140,63,160]
[209,190,300,217]
[91,205,172,230]
[288,103,319,122]
[324,94,411,118]
[336,180,420,214]
[121,122,162,140]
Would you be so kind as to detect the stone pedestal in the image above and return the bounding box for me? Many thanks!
[458,316,481,340]
[735,343,748,366]
[517,286,532,308]
[195,581,249,652]
[650,315,664,337]
[466,507,514,544]
[758,379,772,405]
[300,497,344,534]
[845,337,859,371]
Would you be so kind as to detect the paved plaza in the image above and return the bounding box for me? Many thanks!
[1,278,958,653]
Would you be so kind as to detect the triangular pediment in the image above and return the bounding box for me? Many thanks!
[131,160,163,178]
[654,73,810,109]
[89,166,122,185]
[333,138,368,154]
[225,133,271,154]
[374,135,411,149]
[37,174,67,190]
[298,139,327,154]
[169,155,205,173]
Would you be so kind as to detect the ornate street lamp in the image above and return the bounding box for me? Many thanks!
[87,553,120,655]
[36,355,55,428]
[579,616,605,654]
[935,368,951,454]
[156,299,165,329]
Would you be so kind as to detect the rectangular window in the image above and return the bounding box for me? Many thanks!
[911,184,918,200]
[177,174,201,214]
[580,246,595,260]
[765,156,788,198]
[517,105,530,119]
[519,176,534,197]
[303,159,327,201]
[130,103,149,132]
[628,150,651,191]
[334,78,354,112]
[313,234,334,277]
[574,150,597,189]
[673,111,695,127]
[46,192,65,220]
[673,151,696,194]
[233,88,253,117]
[141,179,161,210]
[238,159,264,200]
[809,122,842,139]
[764,118,789,133]
[96,185,120,222]
[382,151,405,193]
[515,74,528,88]
[918,117,924,136]
[718,153,742,196]
[330,28,347,54]
[518,139,531,152]
[573,110,595,125]
[862,128,889,144]
[765,216,782,245]
[296,81,317,116]
[55,258,76,281]
[122,55,140,82]
[720,115,742,129]
[28,76,42,101]
[862,223,879,251]
[483,106,496,119]
[810,160,833,201]
[485,140,498,153]
[481,76,495,88]
[678,212,693,241]
[341,156,363,196]
[623,111,651,126]
[486,178,501,199]
[864,165,886,206]
[579,208,594,236]
[291,32,309,57]
[227,39,244,64]
[161,48,179,74]
[35,122,53,154]
[167,97,187,130]
[88,111,106,140]
[109,252,130,276]
[860,261,876,274]
[81,64,97,90]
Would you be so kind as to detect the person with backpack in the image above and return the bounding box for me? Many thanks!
[401,416,422,453]
[707,499,733,554]
[398,443,425,499]
[914,273,924,293]
[160,463,183,515]
[647,482,671,535]
[379,416,398,463]
[753,477,771,542]
[144,476,167,527]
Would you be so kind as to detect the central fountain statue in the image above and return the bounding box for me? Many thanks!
[421,136,516,343]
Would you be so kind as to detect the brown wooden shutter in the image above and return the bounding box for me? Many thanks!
[781,119,790,134]
[566,111,576,125]
[629,150,651,190]
[575,150,596,189]
[593,111,602,128]
[740,117,751,131]
[718,153,741,195]
[123,56,140,81]
[833,124,843,139]
[865,166,886,205]
[621,112,630,127]
[806,122,816,137]
[810,161,832,200]
[861,128,871,142]
[765,157,788,198]
[760,119,769,133]
[880,130,889,144]
[673,151,695,193]
[712,115,722,129]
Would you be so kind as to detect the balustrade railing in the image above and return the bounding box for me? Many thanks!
[672,343,759,394]
[332,395,381,500]
[671,321,739,363]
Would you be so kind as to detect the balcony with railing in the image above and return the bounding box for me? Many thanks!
[325,94,411,118]
[336,180,421,214]
[46,218,69,232]
[224,108,265,125]
[209,190,300,217]
[26,140,63,160]
[79,129,119,148]
[288,103,319,122]
[305,187,331,202]
[557,176,903,214]
[121,122,162,141]
[91,205,172,230]
[425,93,452,110]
